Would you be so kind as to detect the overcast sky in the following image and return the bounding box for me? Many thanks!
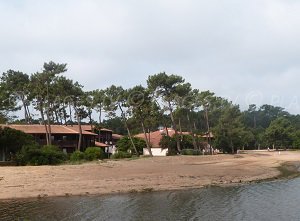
[1,0,300,113]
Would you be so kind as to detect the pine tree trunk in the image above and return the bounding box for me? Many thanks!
[76,111,82,151]
[23,103,29,123]
[26,105,32,124]
[164,123,169,136]
[118,104,139,156]
[168,102,181,152]
[187,112,198,149]
[99,107,102,125]
[204,106,212,155]
[69,103,73,124]
[230,139,234,154]
[148,128,151,146]
[88,110,92,125]
[21,96,29,124]
[54,109,60,124]
[59,112,63,125]
[125,121,139,156]
[46,108,52,146]
[62,104,67,125]
[141,121,153,156]
[178,118,183,141]
[40,104,49,145]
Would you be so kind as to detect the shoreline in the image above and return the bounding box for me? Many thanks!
[1,151,300,201]
[209,161,300,189]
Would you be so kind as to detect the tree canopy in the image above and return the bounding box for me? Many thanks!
[1,63,300,154]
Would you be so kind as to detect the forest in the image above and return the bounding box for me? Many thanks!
[1,61,300,154]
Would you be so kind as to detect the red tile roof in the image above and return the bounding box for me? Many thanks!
[99,128,113,132]
[67,125,112,132]
[1,124,97,136]
[135,129,191,148]
[201,132,214,138]
[95,141,110,147]
[69,125,93,131]
[112,133,124,140]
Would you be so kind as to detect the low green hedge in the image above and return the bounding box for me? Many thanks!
[16,145,67,166]
[111,151,132,159]
[70,150,85,161]
[181,149,202,155]
[84,147,104,161]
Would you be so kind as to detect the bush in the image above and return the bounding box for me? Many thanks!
[160,135,177,154]
[166,149,178,156]
[41,145,68,165]
[116,136,145,155]
[0,126,37,158]
[292,131,300,149]
[70,151,85,161]
[84,147,104,161]
[16,145,67,166]
[111,151,132,159]
[181,149,201,155]
[181,135,195,149]
[16,144,41,165]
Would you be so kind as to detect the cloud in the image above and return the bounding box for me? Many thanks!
[1,0,300,113]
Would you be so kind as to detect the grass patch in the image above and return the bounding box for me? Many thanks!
[129,189,138,193]
[142,188,154,192]
[276,162,300,179]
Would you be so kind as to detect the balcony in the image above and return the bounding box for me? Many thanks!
[38,140,78,148]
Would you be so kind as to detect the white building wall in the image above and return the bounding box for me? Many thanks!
[143,148,168,156]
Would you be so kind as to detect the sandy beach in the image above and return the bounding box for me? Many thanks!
[0,151,300,200]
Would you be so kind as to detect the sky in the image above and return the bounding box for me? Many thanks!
[1,0,300,114]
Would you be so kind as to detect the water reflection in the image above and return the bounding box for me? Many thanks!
[1,178,300,221]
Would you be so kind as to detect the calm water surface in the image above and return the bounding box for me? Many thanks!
[1,178,300,221]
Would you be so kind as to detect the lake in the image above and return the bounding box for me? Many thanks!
[1,178,300,221]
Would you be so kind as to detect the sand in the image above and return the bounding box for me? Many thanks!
[0,151,300,200]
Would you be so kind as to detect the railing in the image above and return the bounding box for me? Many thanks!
[38,140,78,148]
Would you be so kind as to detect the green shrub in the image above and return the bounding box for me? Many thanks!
[0,126,37,158]
[116,136,145,154]
[166,149,178,156]
[16,145,67,166]
[41,145,67,165]
[16,144,41,165]
[111,151,132,159]
[160,135,177,153]
[70,151,85,161]
[84,147,104,161]
[181,149,201,155]
[181,135,195,149]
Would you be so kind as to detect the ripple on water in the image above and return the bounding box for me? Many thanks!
[1,178,300,221]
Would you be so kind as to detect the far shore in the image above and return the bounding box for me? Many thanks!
[1,151,300,200]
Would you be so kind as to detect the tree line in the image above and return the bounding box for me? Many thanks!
[1,61,300,154]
